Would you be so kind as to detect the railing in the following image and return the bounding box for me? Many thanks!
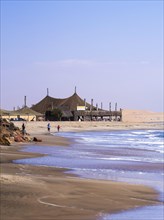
[74,110,122,121]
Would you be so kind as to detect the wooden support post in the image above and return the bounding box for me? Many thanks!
[47,88,49,96]
[115,103,117,120]
[101,102,103,110]
[109,102,111,111]
[73,111,78,121]
[90,99,93,121]
[115,103,117,111]
[84,98,86,110]
[90,99,93,111]
[109,102,112,121]
[120,108,122,121]
[24,96,27,107]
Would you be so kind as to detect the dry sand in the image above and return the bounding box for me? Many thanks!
[11,109,163,135]
[1,110,163,220]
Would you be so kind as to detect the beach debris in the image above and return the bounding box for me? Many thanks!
[33,137,42,142]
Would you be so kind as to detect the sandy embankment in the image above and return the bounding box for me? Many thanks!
[1,112,163,220]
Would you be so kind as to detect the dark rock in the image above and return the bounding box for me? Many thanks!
[33,137,42,142]
[0,118,31,145]
[0,136,11,146]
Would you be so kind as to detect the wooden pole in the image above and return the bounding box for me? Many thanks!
[90,99,93,111]
[101,102,103,110]
[109,102,112,121]
[109,102,111,111]
[84,98,86,109]
[24,96,27,107]
[115,103,117,111]
[115,103,117,121]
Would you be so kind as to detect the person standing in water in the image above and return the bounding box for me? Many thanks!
[57,125,60,132]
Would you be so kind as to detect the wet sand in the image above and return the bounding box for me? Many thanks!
[0,121,163,220]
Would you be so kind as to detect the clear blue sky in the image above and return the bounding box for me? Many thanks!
[1,0,163,112]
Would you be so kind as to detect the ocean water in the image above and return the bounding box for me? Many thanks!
[14,129,164,220]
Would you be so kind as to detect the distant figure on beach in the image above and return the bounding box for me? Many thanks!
[47,123,51,132]
[22,123,26,135]
[57,125,60,132]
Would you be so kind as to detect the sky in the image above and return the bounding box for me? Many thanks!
[1,0,163,112]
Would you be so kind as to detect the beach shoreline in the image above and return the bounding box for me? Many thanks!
[1,121,163,220]
[12,120,164,135]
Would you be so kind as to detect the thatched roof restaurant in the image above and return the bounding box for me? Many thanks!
[1,90,122,121]
[31,91,122,121]
[31,92,91,114]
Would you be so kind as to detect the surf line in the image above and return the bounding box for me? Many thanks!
[37,196,83,210]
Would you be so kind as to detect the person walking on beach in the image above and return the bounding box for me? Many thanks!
[22,123,26,135]
[47,123,51,132]
[57,125,60,132]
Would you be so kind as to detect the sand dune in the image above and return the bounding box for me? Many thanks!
[122,109,163,122]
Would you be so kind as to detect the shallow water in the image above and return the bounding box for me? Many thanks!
[14,129,164,220]
[101,205,164,220]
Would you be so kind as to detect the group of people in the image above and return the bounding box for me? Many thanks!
[22,123,60,135]
[47,123,60,132]
[21,122,60,135]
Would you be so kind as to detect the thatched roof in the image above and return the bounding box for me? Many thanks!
[59,92,90,111]
[0,107,42,116]
[31,92,92,114]
[31,95,67,114]
[15,106,42,116]
[0,109,15,116]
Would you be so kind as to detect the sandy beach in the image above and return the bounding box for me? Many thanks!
[1,112,163,220]
[9,109,163,135]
